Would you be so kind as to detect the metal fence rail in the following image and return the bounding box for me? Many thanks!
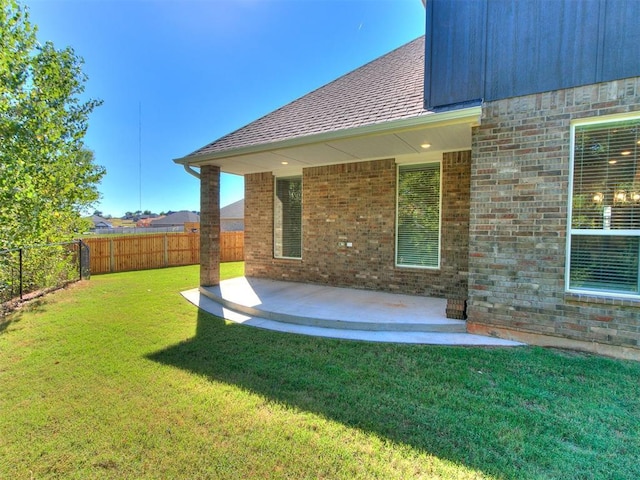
[0,240,89,312]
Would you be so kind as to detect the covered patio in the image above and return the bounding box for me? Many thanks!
[181,277,523,346]
[174,37,480,319]
[174,36,520,347]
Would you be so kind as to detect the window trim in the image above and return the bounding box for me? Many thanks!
[395,160,442,270]
[566,113,640,300]
[273,175,303,260]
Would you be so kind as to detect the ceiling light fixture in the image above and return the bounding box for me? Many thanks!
[281,161,289,165]
[621,150,632,156]
[420,143,431,149]
[615,190,628,203]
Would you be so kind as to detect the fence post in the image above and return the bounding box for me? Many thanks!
[109,237,115,273]
[19,248,23,300]
[164,234,169,267]
[78,240,91,280]
[77,239,82,281]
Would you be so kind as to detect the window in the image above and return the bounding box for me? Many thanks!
[568,115,640,297]
[396,162,441,268]
[274,176,302,259]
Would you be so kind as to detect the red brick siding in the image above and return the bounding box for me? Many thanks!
[243,155,470,299]
[244,172,275,278]
[199,165,220,286]
[469,77,640,350]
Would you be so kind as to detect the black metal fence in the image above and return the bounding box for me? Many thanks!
[0,240,90,313]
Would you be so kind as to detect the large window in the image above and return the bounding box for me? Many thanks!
[396,162,441,268]
[274,176,302,259]
[568,115,640,297]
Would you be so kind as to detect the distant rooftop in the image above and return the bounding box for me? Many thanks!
[221,199,244,219]
[151,210,200,226]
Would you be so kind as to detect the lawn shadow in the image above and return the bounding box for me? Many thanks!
[148,309,640,480]
[0,312,19,334]
[0,298,47,334]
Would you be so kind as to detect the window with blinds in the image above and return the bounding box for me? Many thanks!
[274,176,302,259]
[568,116,640,296]
[396,162,441,268]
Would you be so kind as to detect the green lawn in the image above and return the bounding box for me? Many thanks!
[1,264,639,479]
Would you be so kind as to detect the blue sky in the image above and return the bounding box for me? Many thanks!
[27,0,425,217]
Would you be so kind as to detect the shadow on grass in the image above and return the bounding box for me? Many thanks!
[148,309,640,480]
[0,298,47,334]
[0,313,19,334]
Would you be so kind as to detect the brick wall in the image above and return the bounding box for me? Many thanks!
[244,155,471,301]
[468,77,640,353]
[200,165,220,286]
[244,171,274,278]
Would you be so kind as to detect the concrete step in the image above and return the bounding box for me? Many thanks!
[199,277,467,333]
[181,288,524,347]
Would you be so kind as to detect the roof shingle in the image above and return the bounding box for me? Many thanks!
[187,36,427,158]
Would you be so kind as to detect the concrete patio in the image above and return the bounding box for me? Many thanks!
[181,277,523,347]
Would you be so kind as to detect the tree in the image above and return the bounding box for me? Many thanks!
[0,0,104,250]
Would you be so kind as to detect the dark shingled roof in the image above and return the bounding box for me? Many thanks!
[221,199,244,219]
[187,36,427,158]
[151,210,200,226]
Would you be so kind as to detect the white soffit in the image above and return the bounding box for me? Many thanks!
[273,142,358,164]
[177,108,479,176]
[326,133,418,159]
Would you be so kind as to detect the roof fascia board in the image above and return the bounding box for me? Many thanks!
[174,106,481,166]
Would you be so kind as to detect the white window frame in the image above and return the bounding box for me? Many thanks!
[273,175,303,260]
[566,113,640,299]
[395,161,442,269]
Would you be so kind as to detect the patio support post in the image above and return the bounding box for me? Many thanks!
[200,165,221,287]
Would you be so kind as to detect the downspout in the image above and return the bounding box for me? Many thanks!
[183,163,200,179]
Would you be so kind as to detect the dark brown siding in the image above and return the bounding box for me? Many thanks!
[425,0,640,110]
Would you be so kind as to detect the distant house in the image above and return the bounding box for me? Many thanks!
[175,0,640,359]
[89,215,112,230]
[221,199,244,232]
[136,217,155,228]
[150,210,200,227]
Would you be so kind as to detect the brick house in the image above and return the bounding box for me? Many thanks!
[220,199,244,232]
[175,0,640,359]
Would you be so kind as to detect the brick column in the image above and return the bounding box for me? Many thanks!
[442,150,471,319]
[200,165,220,287]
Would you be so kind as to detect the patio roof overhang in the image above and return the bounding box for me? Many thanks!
[174,106,481,177]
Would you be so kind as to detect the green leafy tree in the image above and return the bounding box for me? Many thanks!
[0,0,104,250]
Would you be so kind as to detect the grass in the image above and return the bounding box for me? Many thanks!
[0,263,639,479]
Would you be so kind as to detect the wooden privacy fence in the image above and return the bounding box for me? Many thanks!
[220,231,244,263]
[82,232,244,274]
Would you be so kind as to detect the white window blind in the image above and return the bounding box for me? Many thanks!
[396,162,441,268]
[568,117,640,296]
[274,176,302,259]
